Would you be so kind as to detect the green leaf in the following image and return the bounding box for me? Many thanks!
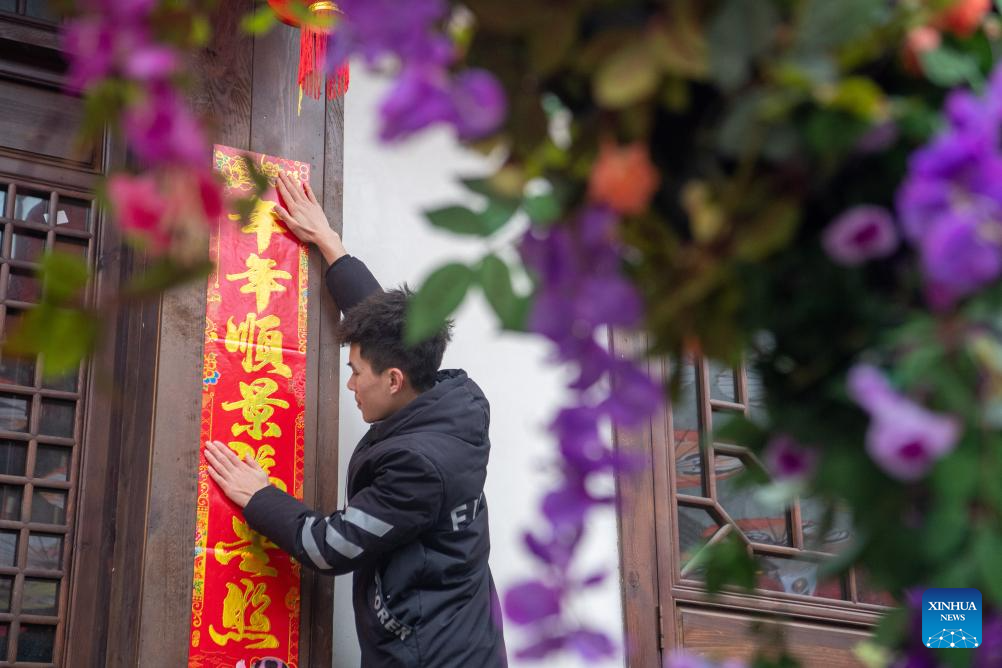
[691,532,756,593]
[425,206,492,237]
[460,176,521,205]
[825,76,886,120]
[522,192,561,224]
[240,157,270,197]
[481,198,519,230]
[426,193,518,237]
[6,305,99,377]
[795,0,887,53]
[123,257,216,298]
[593,40,661,109]
[921,502,968,562]
[931,446,979,503]
[647,8,709,80]
[708,0,779,91]
[478,255,531,331]
[241,6,277,35]
[527,10,577,76]
[717,92,768,158]
[974,529,1002,604]
[733,199,800,261]
[872,606,909,648]
[405,263,474,344]
[39,251,90,303]
[920,47,984,88]
[190,14,212,46]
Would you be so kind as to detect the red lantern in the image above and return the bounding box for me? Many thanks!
[267,0,350,106]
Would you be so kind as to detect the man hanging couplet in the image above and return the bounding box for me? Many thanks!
[188,145,310,668]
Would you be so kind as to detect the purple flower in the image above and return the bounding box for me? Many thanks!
[503,580,563,625]
[515,635,568,661]
[523,529,581,570]
[566,629,616,661]
[822,205,899,265]
[976,612,1002,667]
[552,407,611,474]
[377,67,507,142]
[602,361,663,427]
[542,475,601,529]
[896,61,1002,306]
[763,434,817,480]
[847,364,960,480]
[378,68,456,141]
[855,120,899,153]
[919,207,1002,309]
[450,69,507,140]
[331,0,453,67]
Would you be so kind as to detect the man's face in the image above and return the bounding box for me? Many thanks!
[346,343,399,423]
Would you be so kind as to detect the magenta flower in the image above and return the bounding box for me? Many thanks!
[822,205,899,265]
[107,173,169,248]
[123,85,207,166]
[847,365,960,481]
[62,19,116,90]
[763,434,817,481]
[123,44,179,81]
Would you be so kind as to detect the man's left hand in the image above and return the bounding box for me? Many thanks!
[205,440,271,508]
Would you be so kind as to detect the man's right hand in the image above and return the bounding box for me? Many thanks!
[274,170,347,265]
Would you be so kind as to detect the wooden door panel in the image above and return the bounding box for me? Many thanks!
[678,606,870,667]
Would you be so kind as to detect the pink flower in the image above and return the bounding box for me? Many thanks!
[822,205,899,265]
[847,364,960,481]
[763,434,817,481]
[107,173,169,248]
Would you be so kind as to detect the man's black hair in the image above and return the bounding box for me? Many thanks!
[335,287,453,392]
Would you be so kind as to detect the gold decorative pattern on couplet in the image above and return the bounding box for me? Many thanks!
[208,579,279,649]
[225,313,292,378]
[226,254,292,314]
[221,378,289,440]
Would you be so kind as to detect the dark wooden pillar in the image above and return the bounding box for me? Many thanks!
[132,4,343,665]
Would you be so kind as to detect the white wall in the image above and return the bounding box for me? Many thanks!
[335,68,625,668]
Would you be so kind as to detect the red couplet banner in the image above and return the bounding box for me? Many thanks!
[188,145,310,668]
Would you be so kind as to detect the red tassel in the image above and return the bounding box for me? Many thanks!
[297,3,349,101]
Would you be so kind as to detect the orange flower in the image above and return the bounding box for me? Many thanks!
[588,141,661,215]
[935,0,991,37]
[902,25,941,75]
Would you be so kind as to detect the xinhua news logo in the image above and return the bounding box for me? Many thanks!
[922,588,982,649]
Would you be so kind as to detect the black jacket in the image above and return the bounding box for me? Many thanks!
[244,255,508,668]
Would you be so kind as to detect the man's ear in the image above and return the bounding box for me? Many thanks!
[387,367,406,394]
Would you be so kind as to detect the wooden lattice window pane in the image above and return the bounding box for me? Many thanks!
[669,355,887,607]
[0,181,96,664]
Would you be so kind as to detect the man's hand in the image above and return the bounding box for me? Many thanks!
[205,440,271,508]
[274,170,347,265]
